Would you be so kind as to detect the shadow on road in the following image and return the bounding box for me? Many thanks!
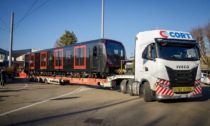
[52,96,80,100]
[10,98,140,125]
[190,86,210,102]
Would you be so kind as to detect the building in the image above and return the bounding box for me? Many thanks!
[0,48,40,70]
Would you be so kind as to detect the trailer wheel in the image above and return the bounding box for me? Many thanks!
[127,79,134,96]
[142,82,153,102]
[59,80,64,86]
[44,79,48,84]
[120,80,127,94]
[0,80,4,86]
[39,78,44,83]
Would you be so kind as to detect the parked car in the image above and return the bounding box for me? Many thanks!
[201,73,210,85]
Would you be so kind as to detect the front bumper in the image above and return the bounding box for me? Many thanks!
[155,79,202,100]
[156,92,202,100]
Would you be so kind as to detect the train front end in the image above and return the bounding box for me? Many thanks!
[105,39,126,75]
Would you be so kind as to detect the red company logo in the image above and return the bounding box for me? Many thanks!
[159,31,168,38]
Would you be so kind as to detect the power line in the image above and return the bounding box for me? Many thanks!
[0,27,9,32]
[14,0,50,30]
[26,0,50,17]
[14,0,38,30]
[0,17,9,30]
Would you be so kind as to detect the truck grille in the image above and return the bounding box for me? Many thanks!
[165,66,197,87]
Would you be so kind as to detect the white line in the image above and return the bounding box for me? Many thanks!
[15,84,28,91]
[0,87,83,117]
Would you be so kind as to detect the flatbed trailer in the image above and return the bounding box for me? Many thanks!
[32,74,134,88]
[33,75,107,86]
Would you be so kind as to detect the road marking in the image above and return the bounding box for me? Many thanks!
[0,86,83,117]
[15,84,28,91]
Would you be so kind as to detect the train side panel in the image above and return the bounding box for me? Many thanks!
[24,39,125,78]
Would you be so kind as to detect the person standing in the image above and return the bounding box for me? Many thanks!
[0,69,5,86]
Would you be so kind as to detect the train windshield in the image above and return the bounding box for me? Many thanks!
[156,42,200,61]
[105,40,125,65]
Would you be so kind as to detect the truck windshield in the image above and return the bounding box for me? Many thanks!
[157,42,200,61]
[106,40,125,65]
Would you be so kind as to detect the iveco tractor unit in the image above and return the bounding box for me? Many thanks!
[101,30,202,102]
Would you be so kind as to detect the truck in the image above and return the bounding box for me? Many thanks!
[25,30,202,102]
[100,29,202,102]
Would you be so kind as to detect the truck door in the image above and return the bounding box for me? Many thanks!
[142,44,157,82]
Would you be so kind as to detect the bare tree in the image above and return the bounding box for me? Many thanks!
[54,39,61,48]
[190,26,210,68]
[204,21,210,43]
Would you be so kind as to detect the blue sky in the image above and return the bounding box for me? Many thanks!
[0,0,210,57]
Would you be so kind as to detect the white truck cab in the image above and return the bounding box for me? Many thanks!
[101,29,202,102]
[134,30,202,101]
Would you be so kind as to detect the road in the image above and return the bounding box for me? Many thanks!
[0,78,210,126]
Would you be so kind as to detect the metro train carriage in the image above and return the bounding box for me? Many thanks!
[24,39,126,78]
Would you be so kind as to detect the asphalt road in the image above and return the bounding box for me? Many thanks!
[0,78,210,126]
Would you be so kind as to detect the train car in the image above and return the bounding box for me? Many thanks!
[24,39,126,78]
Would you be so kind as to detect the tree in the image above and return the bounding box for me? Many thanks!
[190,23,210,68]
[204,21,210,43]
[53,39,61,47]
[54,30,78,47]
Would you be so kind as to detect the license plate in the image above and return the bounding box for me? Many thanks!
[172,87,194,93]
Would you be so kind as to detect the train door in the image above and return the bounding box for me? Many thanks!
[92,45,103,69]
[92,46,98,68]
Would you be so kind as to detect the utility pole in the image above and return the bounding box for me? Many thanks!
[9,12,14,66]
[101,0,104,39]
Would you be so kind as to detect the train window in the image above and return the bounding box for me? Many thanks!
[65,50,71,59]
[40,52,47,69]
[29,54,35,69]
[93,46,97,57]
[54,49,63,69]
[98,45,103,56]
[121,50,123,57]
[74,45,86,69]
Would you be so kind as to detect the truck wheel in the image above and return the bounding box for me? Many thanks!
[120,80,127,94]
[142,82,153,102]
[127,79,134,96]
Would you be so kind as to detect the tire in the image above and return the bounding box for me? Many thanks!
[127,79,134,96]
[142,82,153,102]
[1,80,5,86]
[120,80,127,94]
[59,80,64,86]
[44,79,48,84]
